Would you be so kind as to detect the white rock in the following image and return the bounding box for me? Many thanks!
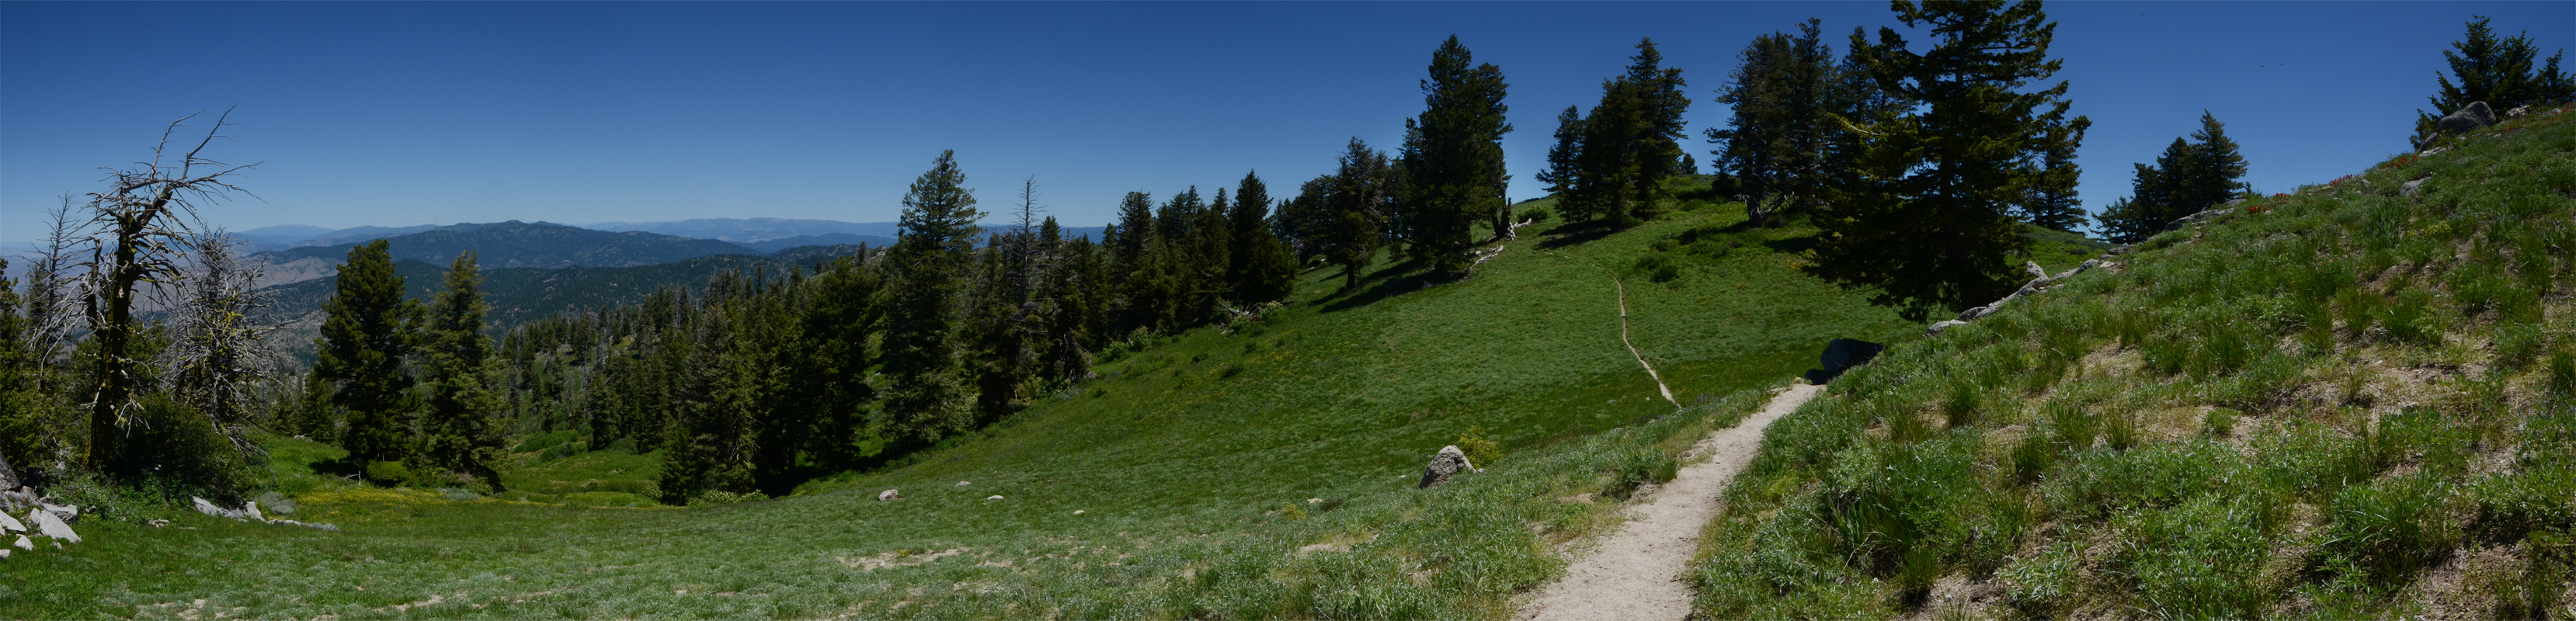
[11,535,28,550]
[0,510,21,533]
[955,481,972,487]
[28,509,77,543]
[1306,498,1324,505]
[1072,510,1086,515]
[1,547,9,559]
[877,489,900,501]
[986,495,1004,501]
[245,501,264,522]
[37,502,75,522]
[1927,319,1971,335]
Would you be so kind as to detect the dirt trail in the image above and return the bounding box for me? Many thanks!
[1536,248,1680,409]
[1516,383,1825,621]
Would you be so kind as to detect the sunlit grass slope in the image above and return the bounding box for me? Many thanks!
[6,181,1929,619]
[1690,106,2576,619]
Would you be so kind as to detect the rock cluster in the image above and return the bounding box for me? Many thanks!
[1,486,80,557]
[192,496,340,532]
[1930,253,2119,336]
[1417,445,1479,489]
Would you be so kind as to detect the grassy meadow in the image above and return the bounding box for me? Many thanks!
[1689,106,2576,619]
[3,176,1932,619]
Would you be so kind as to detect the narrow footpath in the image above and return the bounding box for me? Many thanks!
[1515,382,1827,621]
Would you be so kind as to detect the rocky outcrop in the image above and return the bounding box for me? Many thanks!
[878,489,900,501]
[193,496,339,531]
[1418,445,1479,489]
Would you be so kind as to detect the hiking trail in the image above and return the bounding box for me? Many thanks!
[1514,382,1826,621]
[1537,248,1680,409]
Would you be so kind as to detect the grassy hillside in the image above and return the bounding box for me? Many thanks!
[1690,105,2576,619]
[2,179,1935,617]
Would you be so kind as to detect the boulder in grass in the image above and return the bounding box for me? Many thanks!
[1927,320,1970,335]
[2435,102,2497,138]
[877,489,900,501]
[1417,446,1478,489]
[985,495,1004,501]
[0,510,20,533]
[27,509,76,544]
[11,535,28,550]
[1803,338,1886,384]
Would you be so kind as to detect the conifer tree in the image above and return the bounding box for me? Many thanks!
[1560,39,1690,226]
[1811,0,2088,321]
[419,251,509,491]
[2097,112,2248,243]
[1398,35,1514,272]
[2414,16,2574,145]
[1710,19,1834,227]
[1319,138,1399,290]
[1537,106,1586,200]
[878,151,984,446]
[2021,116,2092,231]
[1225,171,1298,305]
[315,239,420,467]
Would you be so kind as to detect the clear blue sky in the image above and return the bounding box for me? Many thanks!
[5,2,2570,241]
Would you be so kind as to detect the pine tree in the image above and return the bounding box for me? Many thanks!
[1709,19,1835,227]
[1561,38,1691,227]
[1811,0,2088,321]
[1536,106,1586,199]
[419,251,509,491]
[315,239,420,468]
[1398,35,1514,273]
[2414,16,2575,146]
[2098,112,2247,244]
[1320,138,1398,290]
[2021,116,2092,231]
[878,151,984,446]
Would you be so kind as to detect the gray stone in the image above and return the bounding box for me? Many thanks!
[1417,445,1477,489]
[1927,319,1971,335]
[2401,179,2426,197]
[2505,106,2530,120]
[38,502,75,522]
[0,510,19,533]
[878,489,900,501]
[2435,102,2496,137]
[27,508,75,543]
[985,495,1004,501]
[0,452,17,492]
[2025,261,2048,280]
[9,535,26,550]
[2166,208,2230,231]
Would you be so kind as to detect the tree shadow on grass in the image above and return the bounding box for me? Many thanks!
[1320,258,1456,314]
[1535,220,1627,250]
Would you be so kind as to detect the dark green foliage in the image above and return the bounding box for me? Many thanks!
[1556,39,1691,227]
[2098,112,2251,243]
[1226,172,1298,305]
[1397,36,1513,274]
[1707,19,1837,227]
[419,252,509,491]
[879,151,985,446]
[2413,16,2576,147]
[1313,139,1399,290]
[1809,0,2089,321]
[315,239,420,466]
[105,394,257,502]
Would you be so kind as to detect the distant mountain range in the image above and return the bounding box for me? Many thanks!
[580,217,900,243]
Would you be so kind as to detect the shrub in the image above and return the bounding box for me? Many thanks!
[2381,289,2441,345]
[2204,408,2240,438]
[2491,323,2545,370]
[1632,254,1681,283]
[2112,494,2277,619]
[1601,446,1677,500]
[2255,418,2381,501]
[2323,474,2460,585]
[104,394,260,505]
[1517,205,1552,224]
[1455,426,1502,467]
[365,460,415,486]
[1942,382,1983,428]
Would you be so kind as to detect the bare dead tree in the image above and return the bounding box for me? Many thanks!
[75,108,259,470]
[161,231,279,460]
[19,196,85,378]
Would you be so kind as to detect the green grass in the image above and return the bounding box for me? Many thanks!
[1,180,1920,617]
[1689,104,2576,619]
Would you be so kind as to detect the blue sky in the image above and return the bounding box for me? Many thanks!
[4,2,2570,242]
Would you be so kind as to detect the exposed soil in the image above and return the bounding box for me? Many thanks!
[1515,383,1825,621]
